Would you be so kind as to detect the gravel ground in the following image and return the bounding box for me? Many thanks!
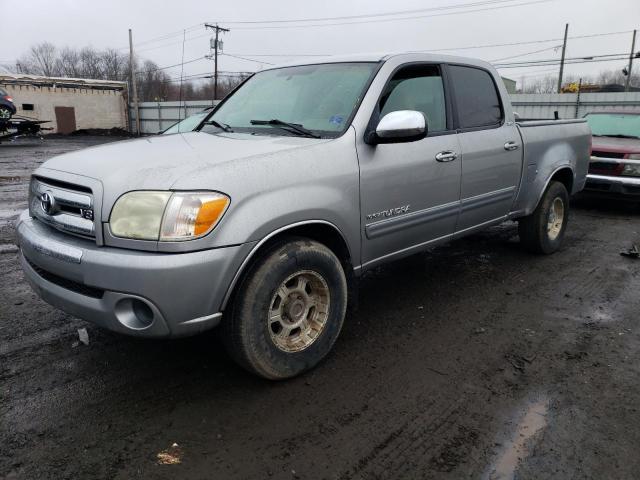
[1,136,639,480]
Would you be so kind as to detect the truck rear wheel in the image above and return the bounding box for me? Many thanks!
[222,238,348,380]
[518,180,570,254]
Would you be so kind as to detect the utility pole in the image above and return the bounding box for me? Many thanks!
[574,78,582,118]
[128,29,140,136]
[557,23,569,93]
[625,29,637,92]
[205,23,230,100]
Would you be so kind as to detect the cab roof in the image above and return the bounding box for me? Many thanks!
[265,52,494,70]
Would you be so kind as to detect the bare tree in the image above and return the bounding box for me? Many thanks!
[78,47,103,79]
[101,48,129,81]
[137,60,172,101]
[56,47,81,78]
[17,42,58,76]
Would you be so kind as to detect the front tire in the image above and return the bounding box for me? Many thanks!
[222,238,348,380]
[518,180,570,254]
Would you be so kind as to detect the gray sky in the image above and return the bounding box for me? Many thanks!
[2,0,639,86]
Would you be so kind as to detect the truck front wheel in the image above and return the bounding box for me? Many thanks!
[222,238,348,379]
[518,180,570,254]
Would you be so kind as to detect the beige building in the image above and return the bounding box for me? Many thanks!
[0,74,128,134]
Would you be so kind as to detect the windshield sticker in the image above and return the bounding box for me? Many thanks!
[329,115,344,125]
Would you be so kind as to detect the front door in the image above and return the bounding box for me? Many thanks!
[447,65,522,232]
[357,63,462,268]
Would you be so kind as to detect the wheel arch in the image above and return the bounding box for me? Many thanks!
[549,166,574,194]
[530,165,575,213]
[220,220,356,311]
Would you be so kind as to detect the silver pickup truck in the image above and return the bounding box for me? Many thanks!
[16,53,591,379]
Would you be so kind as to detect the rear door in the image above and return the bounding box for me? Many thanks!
[448,65,522,232]
[357,63,462,267]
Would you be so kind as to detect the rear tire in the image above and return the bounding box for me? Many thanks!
[222,238,348,380]
[518,181,570,254]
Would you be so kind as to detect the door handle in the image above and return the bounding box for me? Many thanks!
[504,141,519,151]
[435,151,458,162]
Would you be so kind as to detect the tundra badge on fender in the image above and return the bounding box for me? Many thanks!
[366,205,410,221]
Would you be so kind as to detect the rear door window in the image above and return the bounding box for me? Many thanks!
[449,65,503,129]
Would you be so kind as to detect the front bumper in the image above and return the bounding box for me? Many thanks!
[584,174,640,197]
[16,210,254,338]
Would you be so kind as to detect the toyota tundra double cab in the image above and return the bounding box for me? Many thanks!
[16,53,591,379]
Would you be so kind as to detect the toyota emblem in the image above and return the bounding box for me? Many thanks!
[40,191,56,215]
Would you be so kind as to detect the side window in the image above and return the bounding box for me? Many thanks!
[449,65,503,129]
[379,64,447,132]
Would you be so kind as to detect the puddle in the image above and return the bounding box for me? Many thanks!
[487,397,549,480]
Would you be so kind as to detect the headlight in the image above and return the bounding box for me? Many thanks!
[110,191,230,241]
[622,164,640,177]
[628,154,640,160]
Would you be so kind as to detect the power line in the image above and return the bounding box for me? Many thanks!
[494,52,628,66]
[208,0,532,24]
[135,56,206,75]
[221,53,275,65]
[120,0,525,51]
[226,0,555,30]
[424,30,635,53]
[495,56,630,69]
[490,45,561,62]
[126,19,632,56]
[223,29,635,59]
[154,71,252,84]
[222,53,330,58]
[116,23,204,50]
[511,67,565,78]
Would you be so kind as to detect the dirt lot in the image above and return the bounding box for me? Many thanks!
[1,136,639,480]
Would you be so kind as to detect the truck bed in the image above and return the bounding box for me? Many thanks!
[510,118,591,217]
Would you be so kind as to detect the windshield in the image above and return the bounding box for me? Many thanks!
[585,113,640,139]
[163,111,209,135]
[203,62,378,137]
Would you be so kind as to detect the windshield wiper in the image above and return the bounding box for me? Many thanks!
[203,119,233,132]
[250,119,320,138]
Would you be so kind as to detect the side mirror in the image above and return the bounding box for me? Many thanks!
[369,110,427,144]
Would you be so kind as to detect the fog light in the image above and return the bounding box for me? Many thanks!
[115,298,155,330]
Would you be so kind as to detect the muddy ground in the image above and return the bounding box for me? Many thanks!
[1,136,639,480]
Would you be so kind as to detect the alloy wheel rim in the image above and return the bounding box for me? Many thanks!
[268,270,330,353]
[547,197,565,240]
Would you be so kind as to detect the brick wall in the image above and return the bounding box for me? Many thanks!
[3,84,127,133]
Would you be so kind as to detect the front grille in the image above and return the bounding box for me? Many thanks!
[591,151,625,159]
[29,177,96,239]
[25,256,104,299]
[590,161,619,171]
[589,161,623,176]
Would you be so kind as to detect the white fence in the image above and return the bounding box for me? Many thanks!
[129,93,640,133]
[510,92,640,120]
[130,100,219,134]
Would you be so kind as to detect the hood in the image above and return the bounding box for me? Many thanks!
[591,135,640,155]
[39,131,328,193]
